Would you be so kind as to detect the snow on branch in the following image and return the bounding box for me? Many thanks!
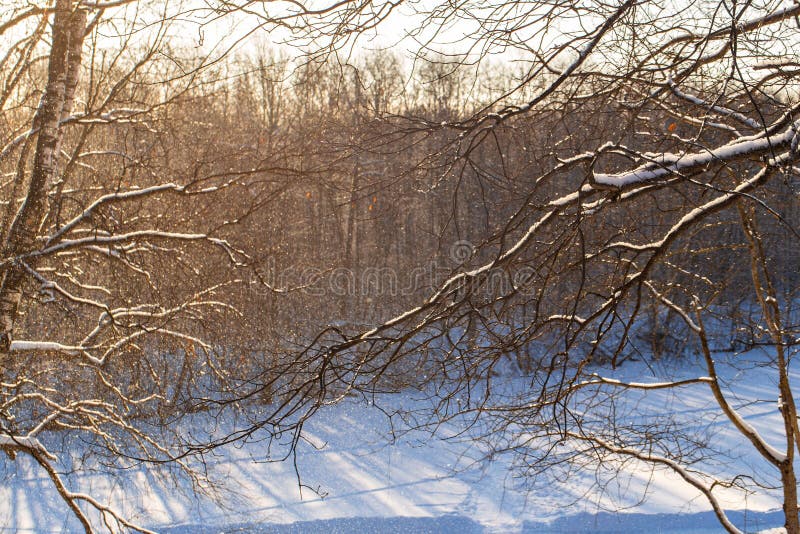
[348,148,776,348]
[48,183,186,244]
[643,281,700,332]
[21,261,110,310]
[28,447,157,534]
[578,374,712,390]
[0,109,149,164]
[0,434,55,459]
[23,230,243,263]
[593,122,797,187]
[694,306,788,466]
[354,186,592,342]
[568,432,745,534]
[9,340,103,365]
[667,80,762,131]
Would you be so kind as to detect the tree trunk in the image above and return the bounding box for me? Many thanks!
[739,203,800,533]
[0,0,86,352]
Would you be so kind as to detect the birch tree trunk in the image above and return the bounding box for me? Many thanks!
[0,0,86,353]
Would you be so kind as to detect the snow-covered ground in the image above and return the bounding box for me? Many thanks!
[0,348,793,533]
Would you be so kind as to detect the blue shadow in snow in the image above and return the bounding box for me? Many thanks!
[158,515,485,534]
[157,510,786,533]
[522,510,786,533]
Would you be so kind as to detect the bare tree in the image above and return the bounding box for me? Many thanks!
[0,2,338,531]
[256,1,800,532]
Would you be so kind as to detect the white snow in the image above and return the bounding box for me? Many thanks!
[0,348,794,533]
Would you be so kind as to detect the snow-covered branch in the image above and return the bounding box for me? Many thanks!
[19,230,244,264]
[578,374,712,390]
[667,81,762,131]
[48,183,186,244]
[593,122,797,187]
[567,432,745,534]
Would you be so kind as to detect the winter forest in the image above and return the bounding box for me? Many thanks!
[1,0,800,532]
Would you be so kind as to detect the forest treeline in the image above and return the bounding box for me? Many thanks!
[4,45,799,380]
[93,50,800,354]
